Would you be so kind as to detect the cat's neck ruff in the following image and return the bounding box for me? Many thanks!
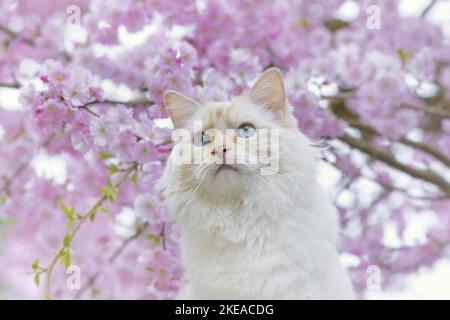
[175,170,336,247]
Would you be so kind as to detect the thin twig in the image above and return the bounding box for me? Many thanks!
[160,223,166,250]
[0,82,21,89]
[404,104,450,119]
[42,163,138,298]
[0,24,34,45]
[85,98,155,108]
[0,135,53,197]
[0,25,17,38]
[339,134,450,196]
[75,221,149,299]
[363,175,447,201]
[421,0,438,17]
[399,137,450,168]
[77,98,155,117]
[344,117,450,168]
[79,105,100,117]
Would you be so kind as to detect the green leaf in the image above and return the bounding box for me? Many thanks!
[61,248,71,269]
[108,164,119,175]
[99,207,109,213]
[89,208,97,222]
[60,201,75,220]
[32,259,39,270]
[324,18,349,32]
[132,173,139,186]
[63,235,71,248]
[397,48,413,65]
[100,183,118,204]
[299,17,309,30]
[92,288,103,299]
[0,194,7,206]
[44,294,53,300]
[66,219,74,230]
[34,273,40,287]
[147,234,161,246]
[100,151,115,160]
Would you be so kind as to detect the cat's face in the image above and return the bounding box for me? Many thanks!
[163,68,311,199]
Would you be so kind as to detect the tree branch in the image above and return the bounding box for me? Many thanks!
[0,25,17,38]
[0,82,21,89]
[339,134,450,196]
[404,104,450,119]
[363,174,447,201]
[344,118,450,168]
[399,137,450,168]
[85,98,155,108]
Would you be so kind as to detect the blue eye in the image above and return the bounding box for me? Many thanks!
[194,132,211,146]
[237,123,256,138]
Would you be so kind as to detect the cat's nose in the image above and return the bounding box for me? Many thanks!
[211,146,228,158]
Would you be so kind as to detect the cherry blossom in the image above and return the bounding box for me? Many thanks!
[0,0,449,299]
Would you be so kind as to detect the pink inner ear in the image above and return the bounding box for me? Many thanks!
[248,69,286,118]
[164,91,201,128]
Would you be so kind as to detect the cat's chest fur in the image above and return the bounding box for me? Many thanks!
[173,178,355,299]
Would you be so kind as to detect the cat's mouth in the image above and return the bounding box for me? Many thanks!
[215,164,238,175]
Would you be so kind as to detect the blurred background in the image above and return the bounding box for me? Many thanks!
[0,0,450,299]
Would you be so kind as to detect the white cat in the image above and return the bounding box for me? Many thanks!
[158,68,355,299]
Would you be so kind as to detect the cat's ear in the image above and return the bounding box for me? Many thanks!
[164,91,201,128]
[248,68,286,119]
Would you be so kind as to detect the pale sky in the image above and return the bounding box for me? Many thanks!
[0,0,449,300]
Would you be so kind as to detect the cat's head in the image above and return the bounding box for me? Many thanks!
[161,68,317,201]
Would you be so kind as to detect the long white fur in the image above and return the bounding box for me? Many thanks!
[158,69,355,299]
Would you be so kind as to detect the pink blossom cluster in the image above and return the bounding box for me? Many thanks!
[0,0,450,299]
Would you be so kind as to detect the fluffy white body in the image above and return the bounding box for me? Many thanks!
[159,68,355,299]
